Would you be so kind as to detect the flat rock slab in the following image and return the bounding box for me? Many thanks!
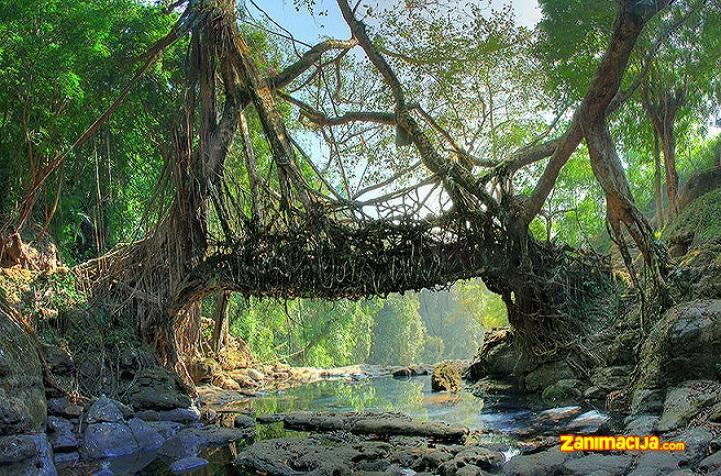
[279,411,469,443]
[236,436,501,476]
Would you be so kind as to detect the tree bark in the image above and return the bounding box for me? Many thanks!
[211,291,231,355]
[653,127,665,228]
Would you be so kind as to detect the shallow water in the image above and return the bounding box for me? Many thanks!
[61,375,614,475]
[220,375,610,437]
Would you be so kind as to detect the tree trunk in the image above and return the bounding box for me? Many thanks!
[211,291,231,355]
[660,116,679,219]
[653,127,665,228]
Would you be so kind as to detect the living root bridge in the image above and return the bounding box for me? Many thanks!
[176,218,488,303]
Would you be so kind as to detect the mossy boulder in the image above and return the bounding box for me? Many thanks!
[0,307,47,434]
[636,300,721,391]
[127,367,192,411]
[432,363,462,393]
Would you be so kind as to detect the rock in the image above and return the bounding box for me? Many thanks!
[0,434,40,464]
[256,413,285,424]
[542,379,583,401]
[282,411,468,443]
[158,426,253,461]
[466,329,532,380]
[53,451,79,467]
[563,454,632,475]
[0,433,57,476]
[46,398,69,416]
[699,450,721,473]
[452,447,504,471]
[631,388,665,415]
[189,358,221,384]
[454,464,488,476]
[0,310,47,434]
[584,386,606,400]
[678,165,721,210]
[170,456,209,474]
[64,405,83,418]
[624,415,659,435]
[565,410,610,433]
[134,407,200,423]
[246,368,265,382]
[236,437,362,476]
[234,414,255,429]
[43,344,75,377]
[607,329,640,365]
[128,418,164,451]
[47,416,78,451]
[523,360,575,392]
[590,366,633,391]
[657,381,721,432]
[432,363,462,393]
[502,446,575,476]
[81,422,139,460]
[636,300,721,391]
[127,367,192,411]
[393,367,413,378]
[629,428,713,476]
[409,364,432,376]
[86,396,125,424]
[145,420,183,440]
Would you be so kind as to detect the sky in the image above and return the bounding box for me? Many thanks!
[253,0,542,44]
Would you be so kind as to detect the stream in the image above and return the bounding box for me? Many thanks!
[64,374,617,475]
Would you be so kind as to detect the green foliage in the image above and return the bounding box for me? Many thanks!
[367,294,426,366]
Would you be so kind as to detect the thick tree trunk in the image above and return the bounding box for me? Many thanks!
[660,117,679,218]
[653,128,665,228]
[585,119,664,280]
[211,291,231,355]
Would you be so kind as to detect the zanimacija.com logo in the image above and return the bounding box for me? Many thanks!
[560,435,686,452]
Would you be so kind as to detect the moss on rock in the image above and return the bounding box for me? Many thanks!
[0,305,46,434]
[432,362,462,393]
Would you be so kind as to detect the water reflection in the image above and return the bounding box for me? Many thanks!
[219,376,605,436]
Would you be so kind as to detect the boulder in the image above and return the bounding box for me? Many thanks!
[432,363,462,393]
[128,418,164,451]
[563,454,632,476]
[281,411,468,443]
[590,366,633,392]
[542,379,583,401]
[466,329,533,380]
[656,381,721,432]
[86,396,125,424]
[0,310,47,435]
[677,165,721,210]
[81,422,139,460]
[502,446,576,476]
[624,415,659,435]
[636,300,721,391]
[234,414,256,430]
[0,433,57,476]
[523,361,575,392]
[47,416,78,452]
[126,367,192,411]
[628,428,713,475]
[134,407,200,423]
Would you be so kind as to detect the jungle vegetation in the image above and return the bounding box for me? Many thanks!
[1,0,720,378]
